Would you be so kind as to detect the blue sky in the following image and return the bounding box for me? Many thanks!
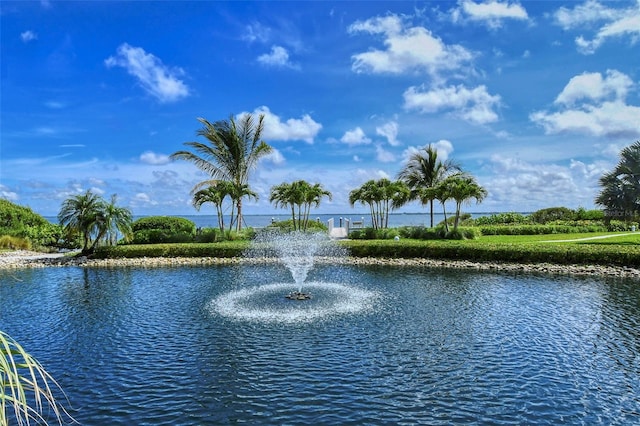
[1,1,639,217]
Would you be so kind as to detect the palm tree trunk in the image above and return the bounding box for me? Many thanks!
[441,202,449,233]
[236,198,242,231]
[429,199,434,228]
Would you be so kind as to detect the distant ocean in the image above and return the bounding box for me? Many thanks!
[45,212,499,228]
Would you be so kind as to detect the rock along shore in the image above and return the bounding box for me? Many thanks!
[1,250,640,279]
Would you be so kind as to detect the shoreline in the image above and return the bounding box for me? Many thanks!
[1,250,640,279]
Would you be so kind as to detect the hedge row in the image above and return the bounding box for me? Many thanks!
[94,242,249,259]
[340,240,640,268]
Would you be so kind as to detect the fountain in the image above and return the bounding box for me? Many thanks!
[209,230,380,323]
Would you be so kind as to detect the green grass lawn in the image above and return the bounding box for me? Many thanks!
[478,232,640,244]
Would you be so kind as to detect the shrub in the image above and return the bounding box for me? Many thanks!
[0,235,32,250]
[269,219,328,232]
[131,216,196,244]
[474,212,529,225]
[529,207,575,224]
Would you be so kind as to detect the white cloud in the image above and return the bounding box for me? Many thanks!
[532,69,640,139]
[553,0,624,30]
[340,127,372,146]
[348,14,474,77]
[243,106,322,144]
[105,43,190,103]
[481,154,606,211]
[531,101,640,139]
[140,151,171,165]
[375,144,396,163]
[452,0,529,29]
[403,84,501,124]
[375,120,400,146]
[242,22,271,43]
[257,45,299,69]
[20,30,37,42]
[552,0,640,54]
[554,69,633,106]
[0,185,19,201]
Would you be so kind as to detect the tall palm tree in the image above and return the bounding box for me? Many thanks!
[398,145,460,227]
[596,140,640,220]
[58,190,104,253]
[171,113,273,231]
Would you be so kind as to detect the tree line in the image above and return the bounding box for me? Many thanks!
[53,112,640,252]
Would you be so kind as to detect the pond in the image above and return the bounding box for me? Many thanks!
[1,264,639,425]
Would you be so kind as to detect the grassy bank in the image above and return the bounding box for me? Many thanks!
[93,232,640,268]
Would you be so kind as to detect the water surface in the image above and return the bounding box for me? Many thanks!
[1,265,639,424]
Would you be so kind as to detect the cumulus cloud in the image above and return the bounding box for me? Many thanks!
[105,43,190,103]
[140,151,171,165]
[340,127,372,146]
[257,45,299,69]
[482,154,606,211]
[552,0,640,54]
[348,14,474,77]
[241,106,322,144]
[403,84,501,124]
[451,0,529,29]
[554,70,633,106]
[20,30,37,42]
[531,69,640,139]
[375,121,400,146]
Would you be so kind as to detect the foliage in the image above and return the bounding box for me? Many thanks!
[397,144,460,228]
[191,181,237,232]
[171,113,273,231]
[58,191,133,253]
[268,219,327,232]
[474,212,529,225]
[596,140,640,220]
[131,216,196,244]
[94,242,249,259]
[270,181,331,231]
[479,224,608,235]
[339,239,640,268]
[529,207,576,224]
[0,199,67,249]
[349,179,410,230]
[0,236,31,250]
[1,330,74,425]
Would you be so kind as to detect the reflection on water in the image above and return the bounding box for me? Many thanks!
[1,266,639,425]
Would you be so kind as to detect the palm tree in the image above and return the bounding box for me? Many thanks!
[398,145,460,227]
[192,180,236,231]
[170,113,273,231]
[1,330,74,425]
[596,140,640,220]
[349,179,409,230]
[270,181,331,231]
[58,190,104,253]
[95,194,133,248]
[444,174,488,230]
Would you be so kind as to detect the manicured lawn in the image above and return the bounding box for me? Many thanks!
[478,232,640,244]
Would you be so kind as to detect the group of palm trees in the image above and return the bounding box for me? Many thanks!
[171,112,488,234]
[58,191,133,254]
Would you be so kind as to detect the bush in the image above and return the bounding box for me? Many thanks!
[529,207,575,224]
[94,242,249,259]
[268,219,328,232]
[0,235,32,250]
[131,216,196,244]
[474,212,529,225]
